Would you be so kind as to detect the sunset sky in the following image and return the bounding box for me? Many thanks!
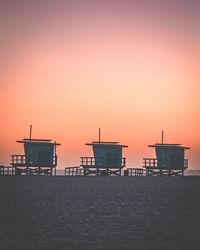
[1,0,200,169]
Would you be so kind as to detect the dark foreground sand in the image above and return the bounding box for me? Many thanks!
[0,176,199,250]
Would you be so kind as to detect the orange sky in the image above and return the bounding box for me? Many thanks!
[1,0,200,169]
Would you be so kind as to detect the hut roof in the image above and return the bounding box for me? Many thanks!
[85,141,128,147]
[16,138,60,145]
[148,143,190,149]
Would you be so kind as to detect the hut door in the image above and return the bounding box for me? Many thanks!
[106,153,118,167]
[38,151,51,165]
[169,154,181,169]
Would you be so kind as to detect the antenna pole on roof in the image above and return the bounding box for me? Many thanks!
[162,130,164,144]
[99,128,101,143]
[29,124,32,140]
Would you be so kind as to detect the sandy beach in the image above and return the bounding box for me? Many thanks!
[0,176,199,250]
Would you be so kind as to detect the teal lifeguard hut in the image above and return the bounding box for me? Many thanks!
[11,125,60,175]
[143,131,190,176]
[80,129,128,176]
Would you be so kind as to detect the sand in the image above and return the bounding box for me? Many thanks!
[0,176,199,250]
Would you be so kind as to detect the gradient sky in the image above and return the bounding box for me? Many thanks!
[1,0,200,169]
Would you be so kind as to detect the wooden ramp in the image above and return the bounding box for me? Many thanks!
[65,167,147,177]
[126,168,146,176]
[0,166,15,176]
[65,167,84,176]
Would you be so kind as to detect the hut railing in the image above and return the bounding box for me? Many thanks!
[184,159,188,169]
[11,155,26,165]
[143,158,158,168]
[80,157,96,167]
[53,155,57,166]
[144,158,189,169]
[122,157,126,167]
[80,157,126,168]
[11,155,57,166]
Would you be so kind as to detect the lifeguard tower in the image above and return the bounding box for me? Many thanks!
[80,129,128,176]
[11,125,60,175]
[143,131,190,176]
